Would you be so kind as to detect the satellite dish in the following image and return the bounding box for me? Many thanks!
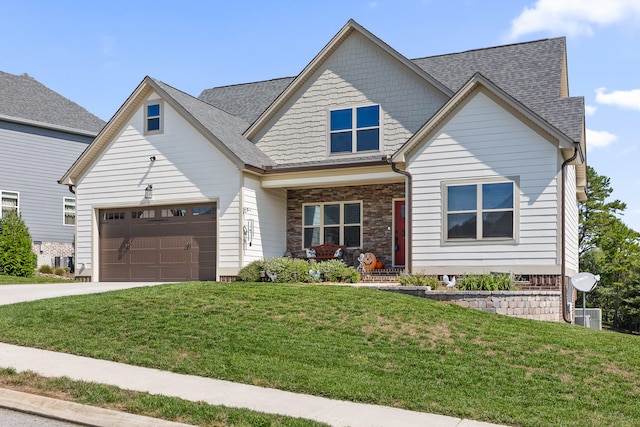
[570,272,600,292]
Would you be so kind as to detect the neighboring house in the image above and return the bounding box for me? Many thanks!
[0,71,105,268]
[59,20,585,289]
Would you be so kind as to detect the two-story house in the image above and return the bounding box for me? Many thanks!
[1,71,105,269]
[59,20,585,288]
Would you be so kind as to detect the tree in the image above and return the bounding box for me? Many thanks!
[578,166,640,331]
[579,166,627,256]
[0,210,37,277]
[596,219,640,328]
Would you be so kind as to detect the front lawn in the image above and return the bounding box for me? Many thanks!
[0,282,637,426]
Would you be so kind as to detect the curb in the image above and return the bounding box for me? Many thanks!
[0,388,194,427]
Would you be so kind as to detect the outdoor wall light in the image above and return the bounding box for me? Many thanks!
[149,156,156,162]
[145,184,153,199]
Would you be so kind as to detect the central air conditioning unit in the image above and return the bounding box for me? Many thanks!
[575,308,602,330]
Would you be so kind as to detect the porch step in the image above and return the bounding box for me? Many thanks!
[359,269,403,283]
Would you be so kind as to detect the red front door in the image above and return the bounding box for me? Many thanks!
[394,200,406,267]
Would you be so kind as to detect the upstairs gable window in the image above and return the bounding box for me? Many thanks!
[330,105,380,153]
[144,101,163,135]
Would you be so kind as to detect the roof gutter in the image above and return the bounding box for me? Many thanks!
[387,156,412,273]
[561,143,579,323]
[0,113,101,138]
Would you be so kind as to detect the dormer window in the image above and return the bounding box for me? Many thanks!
[145,101,163,135]
[330,105,380,153]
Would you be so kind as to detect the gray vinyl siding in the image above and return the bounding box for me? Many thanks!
[0,120,91,243]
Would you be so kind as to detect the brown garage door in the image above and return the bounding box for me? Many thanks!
[99,203,216,282]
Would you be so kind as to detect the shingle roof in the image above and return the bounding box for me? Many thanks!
[412,37,583,142]
[198,77,295,124]
[0,71,105,134]
[153,79,274,167]
[198,37,583,144]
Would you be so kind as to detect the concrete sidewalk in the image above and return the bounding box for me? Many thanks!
[0,343,506,427]
[0,281,169,305]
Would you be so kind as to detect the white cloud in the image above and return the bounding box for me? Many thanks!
[506,0,640,40]
[586,129,618,149]
[595,87,640,111]
[585,105,597,116]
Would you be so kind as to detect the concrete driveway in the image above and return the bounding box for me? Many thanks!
[0,282,172,305]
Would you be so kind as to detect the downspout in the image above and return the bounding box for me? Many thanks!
[387,157,412,273]
[561,144,579,323]
[68,185,75,194]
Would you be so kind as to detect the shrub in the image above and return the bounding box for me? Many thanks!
[456,273,515,291]
[262,257,312,283]
[237,257,360,283]
[315,259,360,283]
[398,273,440,288]
[38,265,54,274]
[54,267,66,276]
[0,211,37,277]
[237,259,265,282]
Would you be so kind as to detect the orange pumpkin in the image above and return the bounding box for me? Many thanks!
[362,253,377,270]
[375,261,384,270]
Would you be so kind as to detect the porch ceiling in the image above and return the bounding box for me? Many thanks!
[260,165,404,189]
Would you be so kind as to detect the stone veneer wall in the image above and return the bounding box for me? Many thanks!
[32,241,73,268]
[287,183,405,268]
[380,288,562,322]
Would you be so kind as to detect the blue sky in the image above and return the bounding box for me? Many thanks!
[2,0,639,231]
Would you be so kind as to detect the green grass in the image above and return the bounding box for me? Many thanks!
[0,274,74,284]
[0,282,638,426]
[0,368,327,427]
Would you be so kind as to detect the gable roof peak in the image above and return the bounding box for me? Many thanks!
[244,19,451,139]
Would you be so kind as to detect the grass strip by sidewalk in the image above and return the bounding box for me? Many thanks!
[0,368,328,427]
[0,274,74,284]
[0,282,638,426]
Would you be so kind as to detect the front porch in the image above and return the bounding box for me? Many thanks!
[286,182,406,270]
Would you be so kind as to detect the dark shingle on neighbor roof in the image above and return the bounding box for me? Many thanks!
[198,77,295,124]
[0,71,106,134]
[153,79,274,167]
[412,37,583,142]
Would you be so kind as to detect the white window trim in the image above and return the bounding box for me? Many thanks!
[442,177,520,245]
[302,201,363,249]
[327,104,382,155]
[144,99,164,135]
[1,190,19,219]
[63,197,76,226]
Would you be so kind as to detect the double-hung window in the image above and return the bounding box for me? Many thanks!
[144,100,163,134]
[63,197,76,225]
[444,180,516,241]
[330,105,380,153]
[303,202,362,248]
[1,191,19,218]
